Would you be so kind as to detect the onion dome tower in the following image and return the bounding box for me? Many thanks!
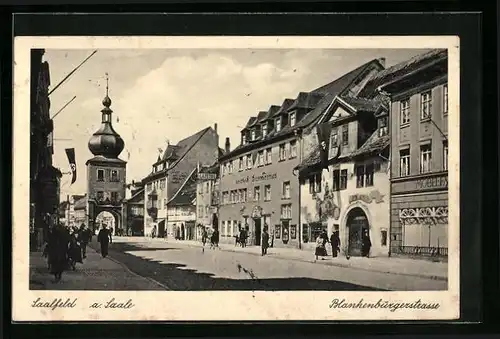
[85,73,127,235]
[88,74,125,159]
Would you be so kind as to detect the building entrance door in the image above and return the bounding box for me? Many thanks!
[158,220,166,238]
[346,207,369,257]
[254,218,261,246]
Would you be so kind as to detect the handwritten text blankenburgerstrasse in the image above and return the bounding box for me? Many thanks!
[329,298,440,312]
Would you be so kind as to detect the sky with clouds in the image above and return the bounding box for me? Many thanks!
[44,48,430,198]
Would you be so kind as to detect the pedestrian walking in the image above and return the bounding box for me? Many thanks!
[97,224,113,258]
[68,231,83,271]
[330,229,340,258]
[201,228,208,253]
[261,228,270,256]
[210,228,220,250]
[314,231,328,261]
[47,224,70,282]
[78,223,92,259]
[361,229,371,258]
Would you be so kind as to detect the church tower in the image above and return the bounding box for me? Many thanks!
[85,74,127,232]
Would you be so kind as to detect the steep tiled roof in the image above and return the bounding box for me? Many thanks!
[271,99,295,118]
[144,127,211,180]
[221,59,381,161]
[339,95,388,113]
[350,131,390,158]
[295,130,390,173]
[255,111,268,123]
[160,144,180,162]
[199,161,220,175]
[244,117,257,129]
[287,92,325,111]
[74,195,87,210]
[359,49,447,98]
[296,59,381,131]
[262,105,281,121]
[168,168,197,206]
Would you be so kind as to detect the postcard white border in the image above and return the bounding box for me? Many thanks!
[13,36,460,321]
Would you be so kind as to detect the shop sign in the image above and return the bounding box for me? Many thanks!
[198,173,216,181]
[415,175,448,190]
[236,172,277,185]
[349,190,385,204]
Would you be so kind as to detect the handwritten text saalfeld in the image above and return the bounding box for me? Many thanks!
[31,297,135,310]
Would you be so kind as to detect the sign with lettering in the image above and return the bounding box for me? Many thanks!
[349,190,385,204]
[171,171,188,184]
[198,173,217,181]
[236,172,278,185]
[415,175,448,190]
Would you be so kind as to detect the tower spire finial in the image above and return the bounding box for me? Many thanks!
[105,72,109,97]
[102,72,112,108]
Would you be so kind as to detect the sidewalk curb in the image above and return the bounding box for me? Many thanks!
[88,244,171,291]
[173,241,448,282]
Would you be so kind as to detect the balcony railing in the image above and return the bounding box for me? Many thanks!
[399,246,448,257]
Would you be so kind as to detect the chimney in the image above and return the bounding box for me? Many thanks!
[225,137,230,153]
[214,123,218,133]
[378,57,386,68]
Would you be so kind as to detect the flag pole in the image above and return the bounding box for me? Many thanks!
[51,95,76,120]
[48,50,98,96]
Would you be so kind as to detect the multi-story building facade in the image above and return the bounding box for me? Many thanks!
[142,125,220,238]
[122,186,145,236]
[371,49,449,259]
[30,49,62,249]
[296,94,391,257]
[195,162,220,240]
[218,58,387,248]
[60,194,86,227]
[166,168,197,240]
[73,195,87,226]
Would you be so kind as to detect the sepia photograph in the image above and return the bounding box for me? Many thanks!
[13,36,460,321]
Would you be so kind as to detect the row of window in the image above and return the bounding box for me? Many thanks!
[222,140,298,176]
[198,181,212,195]
[307,162,377,193]
[242,111,298,145]
[96,169,121,182]
[399,85,448,126]
[146,178,166,192]
[221,182,291,204]
[399,141,448,176]
[95,191,120,202]
[197,205,212,219]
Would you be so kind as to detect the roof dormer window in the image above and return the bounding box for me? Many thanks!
[262,123,268,137]
[378,116,389,137]
[275,117,282,132]
[251,129,256,141]
[290,112,296,127]
[242,133,247,145]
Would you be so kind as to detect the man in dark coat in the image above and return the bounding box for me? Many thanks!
[97,224,113,258]
[361,229,371,257]
[261,228,270,256]
[78,223,93,259]
[47,224,70,282]
[210,228,220,249]
[330,230,341,258]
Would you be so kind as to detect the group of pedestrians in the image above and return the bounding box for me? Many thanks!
[201,227,220,252]
[42,223,113,282]
[314,228,371,260]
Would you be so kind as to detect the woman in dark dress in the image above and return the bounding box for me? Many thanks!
[315,231,329,260]
[97,224,113,258]
[47,224,70,282]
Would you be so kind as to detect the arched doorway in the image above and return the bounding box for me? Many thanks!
[94,210,120,236]
[346,207,370,257]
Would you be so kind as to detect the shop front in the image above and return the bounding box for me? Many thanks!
[390,171,448,259]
